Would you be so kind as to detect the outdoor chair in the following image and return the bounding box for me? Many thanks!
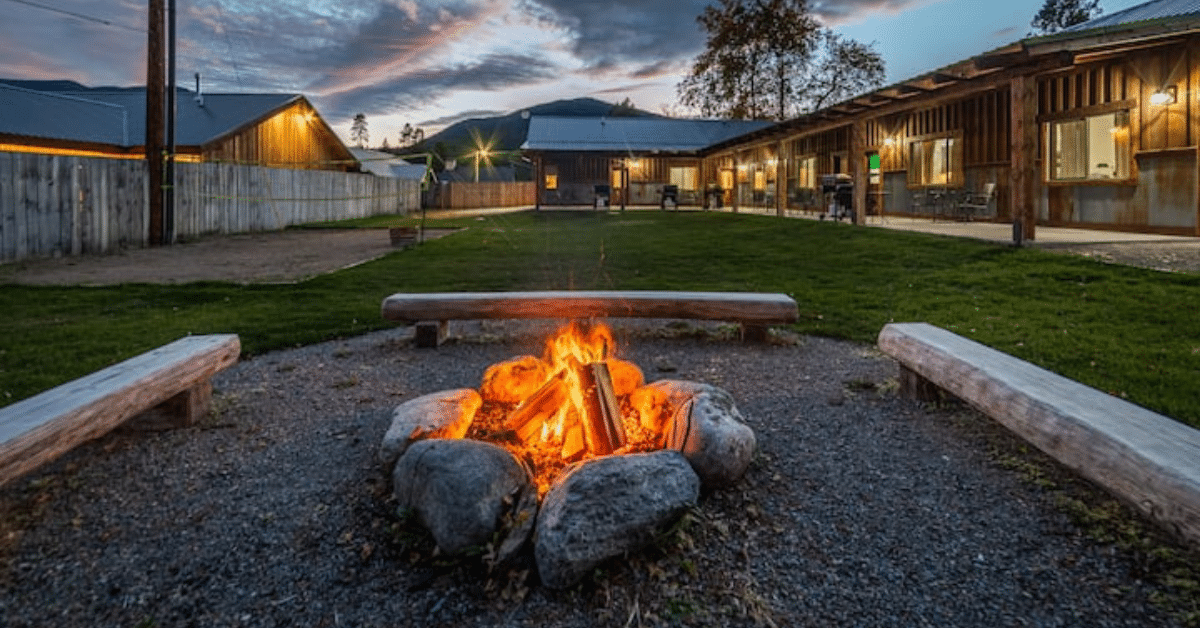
[956,182,995,221]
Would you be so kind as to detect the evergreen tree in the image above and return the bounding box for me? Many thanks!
[350,113,369,149]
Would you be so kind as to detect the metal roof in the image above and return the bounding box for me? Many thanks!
[0,81,300,148]
[350,148,429,181]
[521,117,772,153]
[0,84,130,145]
[1060,0,1200,32]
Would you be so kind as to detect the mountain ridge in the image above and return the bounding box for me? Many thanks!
[418,97,663,154]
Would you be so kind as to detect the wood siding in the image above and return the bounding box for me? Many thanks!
[1036,39,1200,233]
[201,100,354,171]
[434,182,534,210]
[0,152,420,263]
[535,153,705,206]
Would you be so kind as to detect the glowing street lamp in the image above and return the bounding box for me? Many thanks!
[474,148,491,183]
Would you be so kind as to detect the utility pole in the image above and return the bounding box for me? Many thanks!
[146,0,165,245]
[164,0,176,244]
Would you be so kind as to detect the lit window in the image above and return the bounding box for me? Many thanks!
[908,136,962,187]
[544,173,558,190]
[669,166,698,192]
[1047,111,1129,181]
[796,156,817,190]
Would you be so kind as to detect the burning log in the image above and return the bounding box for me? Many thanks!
[506,373,569,443]
[561,423,586,461]
[580,362,626,456]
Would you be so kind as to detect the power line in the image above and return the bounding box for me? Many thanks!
[2,0,144,32]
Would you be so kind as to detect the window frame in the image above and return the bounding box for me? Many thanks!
[906,133,963,189]
[1043,109,1132,184]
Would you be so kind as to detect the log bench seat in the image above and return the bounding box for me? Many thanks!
[0,334,241,486]
[381,290,799,347]
[878,322,1200,546]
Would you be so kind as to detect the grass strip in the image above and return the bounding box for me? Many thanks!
[2,211,1198,428]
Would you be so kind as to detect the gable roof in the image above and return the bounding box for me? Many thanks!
[0,79,303,148]
[521,117,773,153]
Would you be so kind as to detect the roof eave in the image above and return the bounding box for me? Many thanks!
[1022,14,1200,52]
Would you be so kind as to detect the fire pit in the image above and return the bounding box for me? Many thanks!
[378,320,757,588]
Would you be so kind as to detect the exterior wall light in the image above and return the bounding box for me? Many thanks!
[883,137,896,146]
[1149,85,1176,106]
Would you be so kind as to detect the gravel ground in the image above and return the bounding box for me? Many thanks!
[0,320,1193,627]
[1042,241,1200,274]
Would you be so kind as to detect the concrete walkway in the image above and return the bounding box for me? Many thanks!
[861,214,1197,246]
[709,204,1198,245]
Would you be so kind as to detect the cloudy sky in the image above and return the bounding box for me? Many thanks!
[2,0,1145,145]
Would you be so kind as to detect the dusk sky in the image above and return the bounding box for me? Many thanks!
[2,0,1146,145]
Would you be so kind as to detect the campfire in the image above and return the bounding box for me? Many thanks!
[465,321,675,495]
[379,320,757,589]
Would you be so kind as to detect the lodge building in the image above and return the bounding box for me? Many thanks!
[525,0,1200,239]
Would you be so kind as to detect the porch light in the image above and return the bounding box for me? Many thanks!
[883,137,896,146]
[1149,85,1176,106]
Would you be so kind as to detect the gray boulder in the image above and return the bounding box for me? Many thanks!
[379,389,480,469]
[665,383,757,488]
[393,438,537,561]
[534,450,700,589]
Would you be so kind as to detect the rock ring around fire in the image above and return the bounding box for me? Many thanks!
[380,377,756,589]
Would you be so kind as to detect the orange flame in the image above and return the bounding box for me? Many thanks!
[469,321,667,496]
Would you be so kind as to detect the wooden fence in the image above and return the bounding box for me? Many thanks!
[0,151,421,263]
[432,181,535,210]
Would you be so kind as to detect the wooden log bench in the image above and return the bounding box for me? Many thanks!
[381,291,799,348]
[0,334,241,487]
[878,322,1200,547]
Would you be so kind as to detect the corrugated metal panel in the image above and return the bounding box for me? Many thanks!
[522,117,772,153]
[0,82,298,148]
[1061,0,1200,32]
[0,84,128,145]
[53,91,298,146]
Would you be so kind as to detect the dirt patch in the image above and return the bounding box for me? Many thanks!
[0,228,460,286]
[1040,241,1200,274]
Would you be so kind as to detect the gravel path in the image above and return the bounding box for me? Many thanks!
[1042,241,1200,274]
[0,320,1190,627]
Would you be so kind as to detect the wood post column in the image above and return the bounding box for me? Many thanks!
[1010,74,1038,243]
[851,121,867,226]
[776,138,786,217]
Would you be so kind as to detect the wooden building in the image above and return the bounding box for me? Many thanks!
[702,0,1200,237]
[522,117,770,208]
[0,80,356,172]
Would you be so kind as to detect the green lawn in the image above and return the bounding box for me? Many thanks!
[3,210,1199,428]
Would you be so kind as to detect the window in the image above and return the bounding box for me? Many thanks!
[788,155,819,207]
[908,136,962,187]
[544,165,558,190]
[669,166,698,192]
[719,168,734,192]
[1047,111,1129,181]
[796,156,817,190]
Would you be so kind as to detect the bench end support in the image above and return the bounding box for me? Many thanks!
[740,324,770,343]
[126,381,214,431]
[414,321,449,348]
[898,365,943,402]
